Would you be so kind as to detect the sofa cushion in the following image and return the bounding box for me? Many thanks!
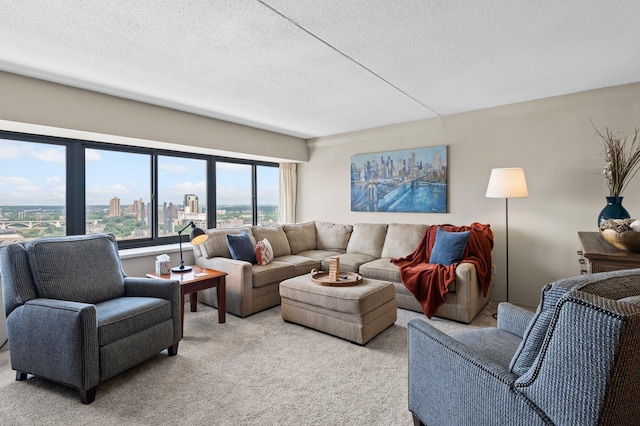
[26,234,125,304]
[201,227,253,259]
[381,223,428,258]
[255,239,274,266]
[252,226,292,258]
[359,258,401,283]
[275,254,321,276]
[316,221,353,251]
[429,227,470,265]
[252,261,296,287]
[96,297,172,346]
[226,231,256,263]
[346,223,388,258]
[296,249,344,261]
[283,221,317,254]
[321,252,377,273]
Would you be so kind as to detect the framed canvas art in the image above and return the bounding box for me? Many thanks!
[350,146,447,213]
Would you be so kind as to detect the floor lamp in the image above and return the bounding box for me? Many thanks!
[486,167,528,302]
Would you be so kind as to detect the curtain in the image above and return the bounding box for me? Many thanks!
[279,163,297,224]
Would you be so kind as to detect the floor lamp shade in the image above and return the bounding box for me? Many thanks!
[486,167,528,303]
[486,167,529,198]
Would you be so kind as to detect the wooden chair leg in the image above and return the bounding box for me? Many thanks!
[79,386,97,404]
[15,371,27,381]
[167,342,179,356]
[412,413,425,426]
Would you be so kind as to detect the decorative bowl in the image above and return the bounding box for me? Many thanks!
[600,229,640,253]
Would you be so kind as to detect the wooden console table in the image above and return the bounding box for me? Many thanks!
[578,231,640,273]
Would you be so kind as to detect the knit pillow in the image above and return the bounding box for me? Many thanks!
[429,227,470,265]
[255,238,274,266]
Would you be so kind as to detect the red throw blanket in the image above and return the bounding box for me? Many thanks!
[391,223,493,318]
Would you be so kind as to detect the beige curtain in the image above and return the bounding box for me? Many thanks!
[279,163,297,224]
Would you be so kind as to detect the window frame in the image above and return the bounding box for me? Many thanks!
[0,130,279,249]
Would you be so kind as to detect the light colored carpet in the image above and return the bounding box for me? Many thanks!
[0,301,497,425]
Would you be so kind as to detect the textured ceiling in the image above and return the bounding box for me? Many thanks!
[1,1,639,139]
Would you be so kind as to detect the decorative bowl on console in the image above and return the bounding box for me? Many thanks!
[599,218,640,253]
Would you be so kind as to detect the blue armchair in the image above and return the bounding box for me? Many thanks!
[408,269,640,425]
[0,234,181,404]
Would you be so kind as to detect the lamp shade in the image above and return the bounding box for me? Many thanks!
[486,168,528,198]
[189,226,208,245]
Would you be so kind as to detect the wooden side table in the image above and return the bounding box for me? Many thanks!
[578,231,640,273]
[147,265,227,337]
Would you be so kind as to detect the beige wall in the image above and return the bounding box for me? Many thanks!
[0,71,307,162]
[299,82,640,307]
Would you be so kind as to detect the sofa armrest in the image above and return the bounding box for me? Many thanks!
[497,302,535,338]
[195,257,253,317]
[124,277,181,344]
[6,299,99,390]
[408,318,534,425]
[449,262,487,323]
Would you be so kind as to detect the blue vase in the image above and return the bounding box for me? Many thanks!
[598,196,630,226]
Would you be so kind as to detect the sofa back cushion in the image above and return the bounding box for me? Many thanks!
[26,234,125,304]
[510,268,640,376]
[346,223,388,258]
[380,223,428,258]
[252,226,291,258]
[283,222,317,254]
[200,227,253,258]
[315,222,353,251]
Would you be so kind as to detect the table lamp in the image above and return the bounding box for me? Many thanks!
[172,221,209,273]
[486,167,528,302]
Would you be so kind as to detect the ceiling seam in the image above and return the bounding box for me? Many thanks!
[257,0,440,117]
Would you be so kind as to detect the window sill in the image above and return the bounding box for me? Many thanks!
[119,243,193,259]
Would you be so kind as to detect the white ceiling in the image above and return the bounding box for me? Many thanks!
[1,1,639,139]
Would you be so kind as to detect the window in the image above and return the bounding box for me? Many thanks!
[158,155,207,236]
[0,138,66,242]
[85,148,151,241]
[0,130,279,248]
[256,165,279,226]
[216,162,252,228]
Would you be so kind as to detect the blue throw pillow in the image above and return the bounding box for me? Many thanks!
[428,227,470,265]
[226,231,256,264]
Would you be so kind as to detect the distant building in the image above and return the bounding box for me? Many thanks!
[109,197,121,217]
[184,194,199,214]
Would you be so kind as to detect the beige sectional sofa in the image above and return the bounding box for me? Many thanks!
[194,221,491,323]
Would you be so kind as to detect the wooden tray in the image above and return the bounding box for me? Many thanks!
[310,269,363,287]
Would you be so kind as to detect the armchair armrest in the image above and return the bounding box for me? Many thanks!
[6,299,99,390]
[124,277,181,344]
[497,302,535,338]
[408,318,545,425]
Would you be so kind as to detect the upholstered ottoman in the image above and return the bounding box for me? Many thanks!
[280,273,397,345]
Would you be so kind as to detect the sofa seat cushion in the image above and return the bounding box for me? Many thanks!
[96,297,172,346]
[283,222,317,254]
[359,258,401,283]
[275,254,321,276]
[296,249,343,261]
[251,261,296,288]
[321,253,377,273]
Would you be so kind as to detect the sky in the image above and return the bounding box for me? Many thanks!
[0,139,279,206]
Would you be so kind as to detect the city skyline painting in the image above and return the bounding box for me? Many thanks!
[350,145,447,213]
